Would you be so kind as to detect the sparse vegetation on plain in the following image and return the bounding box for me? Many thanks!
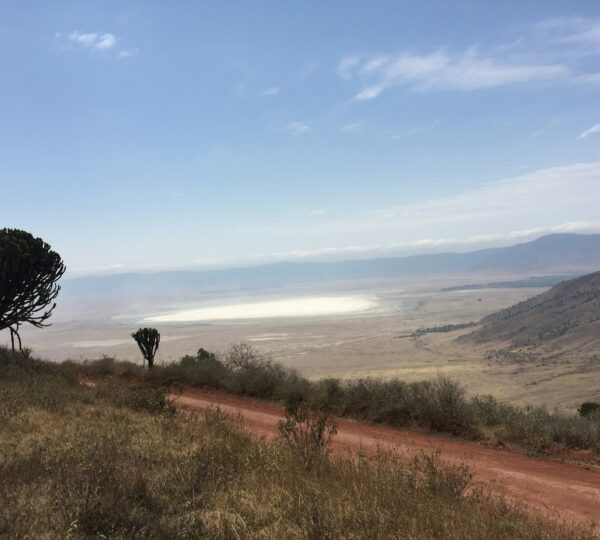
[66,343,600,456]
[415,322,476,335]
[0,347,594,539]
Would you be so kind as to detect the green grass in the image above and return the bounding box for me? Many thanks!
[0,349,595,539]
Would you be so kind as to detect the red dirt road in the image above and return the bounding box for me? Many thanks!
[169,388,600,529]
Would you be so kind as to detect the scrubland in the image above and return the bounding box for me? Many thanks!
[67,344,600,457]
[0,347,595,539]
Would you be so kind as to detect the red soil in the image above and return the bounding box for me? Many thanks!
[169,387,600,530]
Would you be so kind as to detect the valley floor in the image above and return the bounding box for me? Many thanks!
[16,277,600,409]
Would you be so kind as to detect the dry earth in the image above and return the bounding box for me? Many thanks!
[170,387,600,530]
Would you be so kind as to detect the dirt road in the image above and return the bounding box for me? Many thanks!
[169,388,600,528]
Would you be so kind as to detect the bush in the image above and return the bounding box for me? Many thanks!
[93,380,175,415]
[1,366,592,539]
[336,377,478,436]
[578,402,600,418]
[43,344,600,457]
[278,398,337,470]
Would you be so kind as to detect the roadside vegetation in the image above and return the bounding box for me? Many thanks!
[0,347,594,539]
[64,343,600,457]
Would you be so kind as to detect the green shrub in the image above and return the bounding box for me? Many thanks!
[578,402,600,418]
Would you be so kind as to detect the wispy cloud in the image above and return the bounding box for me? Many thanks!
[285,121,311,135]
[578,123,600,139]
[533,17,600,53]
[363,162,600,227]
[261,86,281,96]
[118,49,138,58]
[238,162,600,255]
[244,220,600,262]
[338,56,360,79]
[341,48,566,100]
[68,31,117,51]
[340,17,600,100]
[58,31,136,57]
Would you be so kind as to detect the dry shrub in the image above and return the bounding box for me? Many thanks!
[0,355,595,539]
[278,399,337,470]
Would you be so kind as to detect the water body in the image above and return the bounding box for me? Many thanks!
[144,296,376,323]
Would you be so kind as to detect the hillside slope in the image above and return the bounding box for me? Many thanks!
[464,271,600,347]
[470,234,600,274]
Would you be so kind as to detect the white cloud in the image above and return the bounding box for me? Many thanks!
[68,31,117,51]
[242,220,600,263]
[343,48,567,100]
[578,124,600,139]
[354,84,386,101]
[285,121,311,135]
[261,86,281,96]
[61,31,134,57]
[239,162,600,254]
[69,32,99,47]
[364,162,600,226]
[95,33,117,50]
[339,17,600,100]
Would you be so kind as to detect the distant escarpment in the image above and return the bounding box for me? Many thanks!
[462,271,600,348]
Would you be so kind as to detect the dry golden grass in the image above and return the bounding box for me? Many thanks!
[0,352,596,539]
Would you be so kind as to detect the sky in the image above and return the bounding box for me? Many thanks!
[1,1,600,276]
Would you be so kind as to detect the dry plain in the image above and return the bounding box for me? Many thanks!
[14,275,600,410]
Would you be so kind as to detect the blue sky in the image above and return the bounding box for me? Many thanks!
[2,1,600,275]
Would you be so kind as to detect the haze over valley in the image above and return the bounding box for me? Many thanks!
[19,233,600,409]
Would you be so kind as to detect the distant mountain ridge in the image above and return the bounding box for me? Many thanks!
[61,233,600,308]
[463,270,600,347]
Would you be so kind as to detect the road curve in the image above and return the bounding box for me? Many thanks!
[169,388,600,529]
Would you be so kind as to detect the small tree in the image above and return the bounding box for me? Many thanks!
[131,327,160,369]
[0,229,66,351]
[578,402,600,418]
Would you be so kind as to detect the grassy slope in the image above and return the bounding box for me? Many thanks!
[464,271,600,347]
[0,351,595,539]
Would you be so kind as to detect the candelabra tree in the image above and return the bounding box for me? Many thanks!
[131,327,160,369]
[0,229,66,352]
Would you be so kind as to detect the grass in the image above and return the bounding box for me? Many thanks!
[0,348,595,539]
[65,344,600,457]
